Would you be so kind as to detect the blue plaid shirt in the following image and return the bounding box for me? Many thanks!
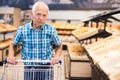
[13,22,61,65]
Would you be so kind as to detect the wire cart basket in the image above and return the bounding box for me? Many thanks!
[1,59,62,80]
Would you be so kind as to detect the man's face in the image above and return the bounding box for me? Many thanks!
[32,7,48,26]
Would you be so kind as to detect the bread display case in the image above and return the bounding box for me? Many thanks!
[49,22,78,35]
[0,24,20,65]
[0,39,13,62]
[49,22,81,50]
[109,72,120,80]
[64,43,91,80]
[49,9,120,80]
[72,27,98,40]
[85,33,120,63]
[84,33,120,80]
[0,24,16,41]
[0,24,17,33]
[59,35,78,43]
[71,8,120,80]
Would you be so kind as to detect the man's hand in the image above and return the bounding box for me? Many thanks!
[50,57,60,65]
[7,57,17,65]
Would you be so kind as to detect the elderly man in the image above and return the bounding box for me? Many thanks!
[7,1,62,80]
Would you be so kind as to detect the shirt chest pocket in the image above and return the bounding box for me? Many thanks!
[42,31,52,45]
[22,33,33,48]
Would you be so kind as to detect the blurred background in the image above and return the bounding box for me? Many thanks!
[0,0,120,80]
[0,0,120,10]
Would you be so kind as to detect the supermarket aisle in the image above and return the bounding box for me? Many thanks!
[0,50,68,80]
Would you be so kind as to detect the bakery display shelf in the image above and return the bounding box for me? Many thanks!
[56,28,75,30]
[73,29,112,41]
[57,30,72,35]
[72,27,98,40]
[0,30,16,34]
[0,39,13,50]
[0,24,18,64]
[0,39,13,65]
[84,33,120,80]
[67,43,86,56]
[49,22,78,30]
[0,31,15,42]
[0,24,17,42]
[59,35,79,43]
[0,24,17,33]
[77,8,120,80]
[76,8,120,45]
[64,43,91,80]
[98,55,120,77]
[84,33,120,63]
[0,39,21,65]
[85,49,109,80]
[109,72,120,80]
[64,55,91,80]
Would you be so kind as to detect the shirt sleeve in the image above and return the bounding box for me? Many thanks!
[51,28,61,46]
[13,27,23,46]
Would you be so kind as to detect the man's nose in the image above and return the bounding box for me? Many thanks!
[39,15,43,19]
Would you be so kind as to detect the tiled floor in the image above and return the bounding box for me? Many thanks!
[0,50,68,80]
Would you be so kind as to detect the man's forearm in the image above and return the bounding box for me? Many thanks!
[8,43,16,57]
[50,44,62,65]
[55,44,62,58]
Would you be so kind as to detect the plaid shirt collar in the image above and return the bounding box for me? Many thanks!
[28,21,46,31]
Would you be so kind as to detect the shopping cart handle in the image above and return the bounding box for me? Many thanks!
[59,60,62,65]
[3,59,7,64]
[3,59,62,64]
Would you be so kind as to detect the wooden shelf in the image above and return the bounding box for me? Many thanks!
[64,44,91,80]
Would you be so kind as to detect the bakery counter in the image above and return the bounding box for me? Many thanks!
[0,39,13,65]
[0,39,21,65]
[59,35,78,43]
[64,43,91,80]
[0,24,17,34]
[59,35,79,50]
[84,33,120,80]
[72,27,98,41]
[85,49,109,80]
[85,49,120,80]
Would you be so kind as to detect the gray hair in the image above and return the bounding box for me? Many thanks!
[32,1,49,14]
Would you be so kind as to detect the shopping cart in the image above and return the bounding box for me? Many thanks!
[1,59,62,80]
